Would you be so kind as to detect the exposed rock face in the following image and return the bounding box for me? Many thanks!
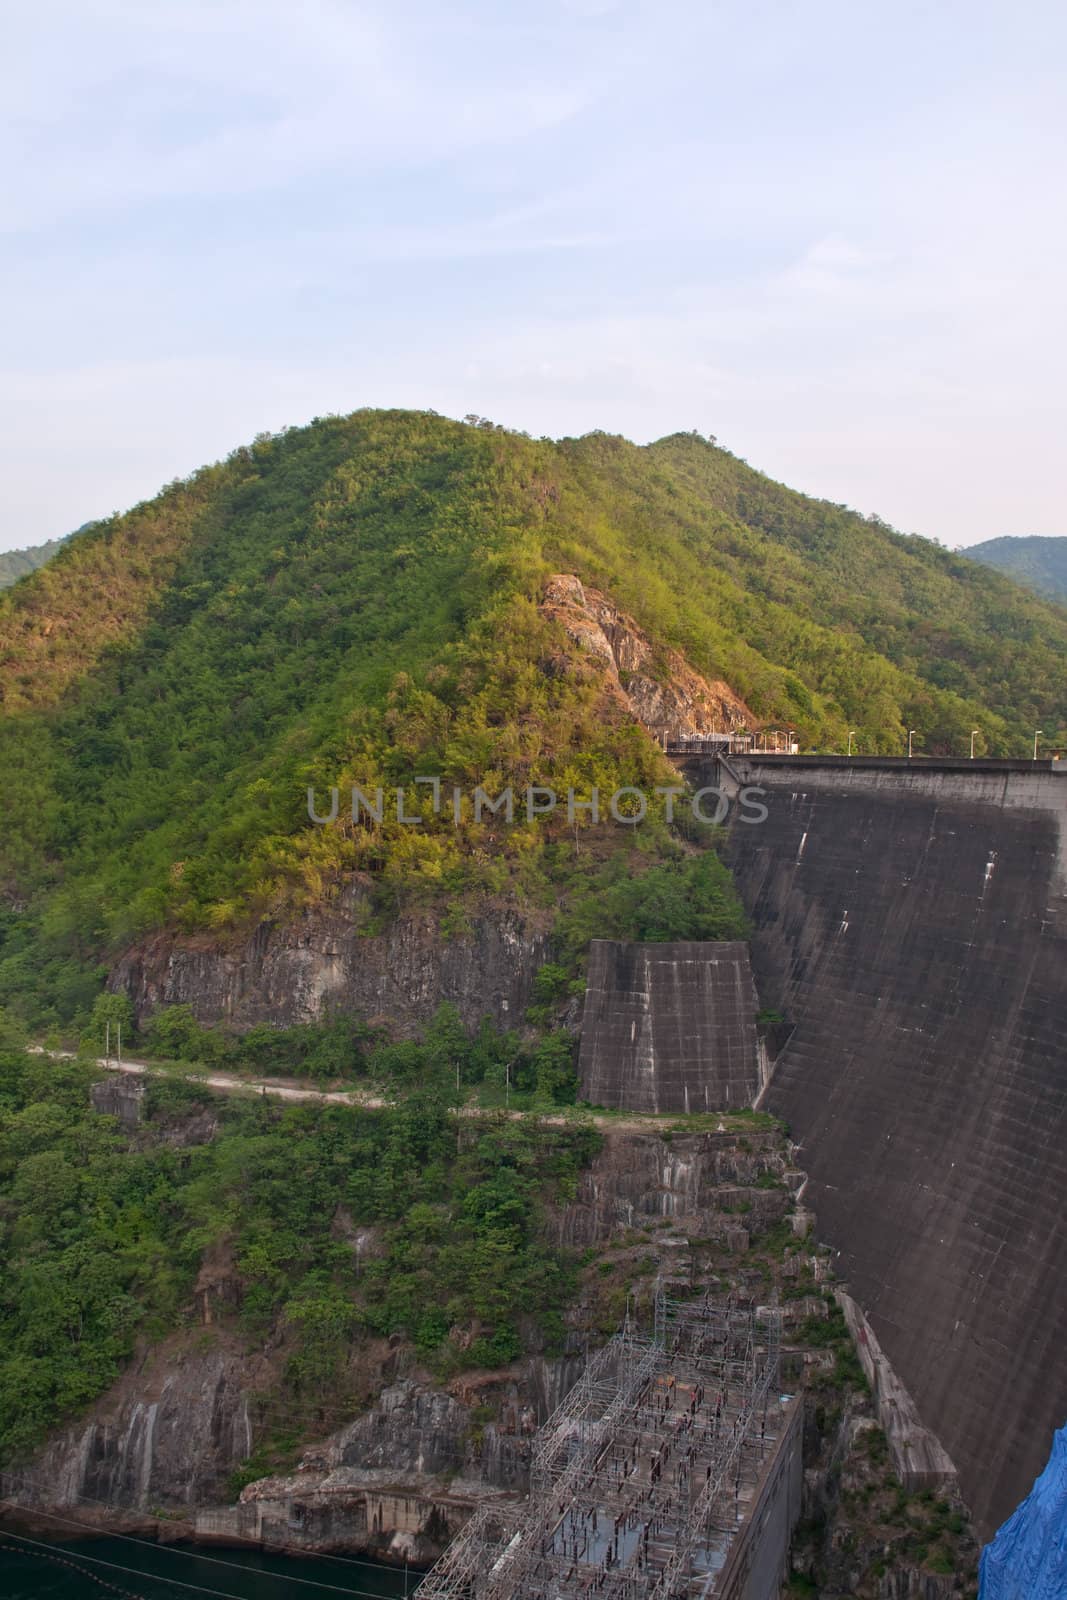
[196,1365,586,1562]
[2,1339,563,1559]
[555,1128,795,1250]
[1,1327,569,1558]
[792,1394,978,1600]
[328,1383,481,1477]
[4,1126,791,1558]
[578,939,761,1112]
[3,1334,261,1516]
[541,575,753,740]
[110,883,551,1033]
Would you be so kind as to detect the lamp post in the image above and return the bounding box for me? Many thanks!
[847,731,856,756]
[907,730,917,759]
[1034,730,1043,760]
[970,729,979,760]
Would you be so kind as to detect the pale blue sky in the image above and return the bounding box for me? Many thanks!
[3,0,1065,551]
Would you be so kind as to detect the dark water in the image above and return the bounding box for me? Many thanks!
[0,1534,418,1599]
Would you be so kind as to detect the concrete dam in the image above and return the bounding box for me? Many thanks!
[578,756,1065,1538]
[579,940,761,1113]
[702,754,1067,1540]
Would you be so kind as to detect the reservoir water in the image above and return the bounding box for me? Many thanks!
[0,1533,416,1599]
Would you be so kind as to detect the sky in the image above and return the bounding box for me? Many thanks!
[2,0,1065,552]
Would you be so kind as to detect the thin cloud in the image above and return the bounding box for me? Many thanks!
[1,0,1065,549]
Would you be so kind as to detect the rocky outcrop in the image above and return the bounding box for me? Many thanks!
[2,1332,262,1518]
[110,883,551,1034]
[555,1127,797,1249]
[197,1374,554,1562]
[0,1327,561,1557]
[541,574,753,740]
[790,1396,978,1599]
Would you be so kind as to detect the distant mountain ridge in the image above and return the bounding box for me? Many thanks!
[960,535,1067,604]
[0,534,69,589]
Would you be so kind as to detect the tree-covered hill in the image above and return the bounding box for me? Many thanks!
[958,535,1067,605]
[1,409,1065,1027]
[0,535,69,590]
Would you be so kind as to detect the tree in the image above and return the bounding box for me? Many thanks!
[83,992,134,1054]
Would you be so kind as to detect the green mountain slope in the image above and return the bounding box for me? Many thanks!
[959,535,1067,604]
[0,535,69,590]
[1,409,1065,1026]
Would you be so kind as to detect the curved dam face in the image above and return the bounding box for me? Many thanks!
[714,756,1067,1539]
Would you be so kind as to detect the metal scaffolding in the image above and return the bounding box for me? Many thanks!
[418,1292,783,1600]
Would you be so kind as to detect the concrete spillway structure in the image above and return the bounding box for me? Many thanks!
[579,940,760,1112]
[700,754,1067,1539]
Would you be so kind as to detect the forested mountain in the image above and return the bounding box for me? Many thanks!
[1,408,1065,1028]
[959,535,1067,604]
[0,534,68,589]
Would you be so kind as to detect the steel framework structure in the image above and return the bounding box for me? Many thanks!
[417,1293,783,1600]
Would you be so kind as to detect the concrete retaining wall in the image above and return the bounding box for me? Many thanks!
[578,940,760,1113]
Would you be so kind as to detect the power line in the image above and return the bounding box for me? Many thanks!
[0,1525,249,1600]
[2,1471,414,1577]
[0,1502,399,1600]
[1,1532,149,1599]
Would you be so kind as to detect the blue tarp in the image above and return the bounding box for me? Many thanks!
[979,1423,1067,1600]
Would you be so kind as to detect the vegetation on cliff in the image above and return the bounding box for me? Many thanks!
[0,1017,981,1592]
[0,1025,600,1461]
[0,409,1064,1029]
[112,992,587,1107]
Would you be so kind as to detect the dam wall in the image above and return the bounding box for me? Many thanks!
[578,939,760,1112]
[704,755,1067,1538]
